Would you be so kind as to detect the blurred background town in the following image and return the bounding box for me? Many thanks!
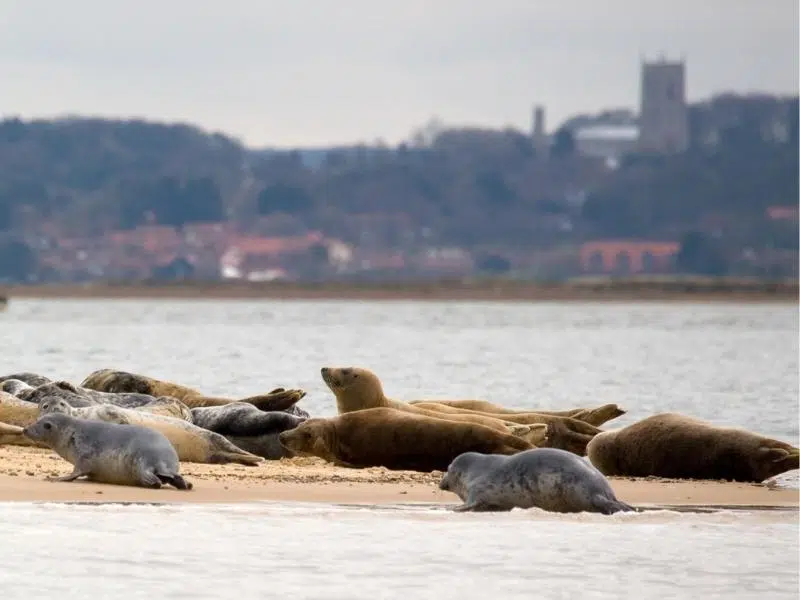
[0,4,797,286]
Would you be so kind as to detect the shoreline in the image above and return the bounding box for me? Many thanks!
[0,447,797,509]
[1,277,798,304]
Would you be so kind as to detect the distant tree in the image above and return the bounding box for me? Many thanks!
[550,127,576,158]
[257,183,314,215]
[181,177,225,224]
[675,231,729,276]
[474,170,516,207]
[476,254,511,274]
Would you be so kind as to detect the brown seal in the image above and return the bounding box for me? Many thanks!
[320,367,599,454]
[278,407,535,472]
[80,368,308,416]
[0,391,48,447]
[410,401,625,427]
[586,412,800,483]
[320,367,547,445]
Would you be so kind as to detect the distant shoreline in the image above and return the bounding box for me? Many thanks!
[1,276,797,303]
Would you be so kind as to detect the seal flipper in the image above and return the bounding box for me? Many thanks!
[157,473,193,491]
[592,494,637,515]
[241,389,307,412]
[47,467,87,483]
[452,498,507,513]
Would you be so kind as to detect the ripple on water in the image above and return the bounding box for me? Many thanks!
[0,502,797,600]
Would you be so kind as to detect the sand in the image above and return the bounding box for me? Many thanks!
[0,445,797,509]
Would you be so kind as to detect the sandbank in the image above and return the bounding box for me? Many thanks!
[0,446,797,509]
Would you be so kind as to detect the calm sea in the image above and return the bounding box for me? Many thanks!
[1,298,798,599]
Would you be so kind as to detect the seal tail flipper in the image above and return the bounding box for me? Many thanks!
[515,423,548,447]
[571,404,626,427]
[219,451,263,466]
[593,494,637,515]
[46,468,88,483]
[241,389,307,412]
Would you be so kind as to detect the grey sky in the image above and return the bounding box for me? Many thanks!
[1,0,797,148]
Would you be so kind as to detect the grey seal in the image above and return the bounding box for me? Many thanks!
[22,412,193,490]
[1,378,35,397]
[38,397,263,466]
[190,403,307,459]
[22,380,178,409]
[438,447,636,514]
[0,372,53,388]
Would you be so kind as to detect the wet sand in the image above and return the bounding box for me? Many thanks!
[0,446,797,508]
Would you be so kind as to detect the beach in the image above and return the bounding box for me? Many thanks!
[0,445,797,508]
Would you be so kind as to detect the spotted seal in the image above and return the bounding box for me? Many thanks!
[438,447,636,514]
[39,397,263,466]
[22,412,193,490]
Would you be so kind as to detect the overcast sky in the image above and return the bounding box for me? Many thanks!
[1,0,797,148]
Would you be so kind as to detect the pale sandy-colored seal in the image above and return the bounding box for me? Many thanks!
[39,397,263,466]
[278,407,541,472]
[439,448,636,514]
[0,390,40,427]
[190,403,307,459]
[320,367,599,453]
[80,368,309,416]
[0,420,25,445]
[586,412,800,483]
[22,413,193,490]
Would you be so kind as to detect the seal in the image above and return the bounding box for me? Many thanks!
[277,407,537,472]
[0,378,35,397]
[190,403,306,459]
[21,380,170,409]
[320,367,596,451]
[586,412,800,483]
[80,368,309,416]
[38,397,263,466]
[410,401,625,427]
[0,420,25,445]
[438,447,636,514]
[0,372,53,388]
[0,390,40,427]
[22,412,193,490]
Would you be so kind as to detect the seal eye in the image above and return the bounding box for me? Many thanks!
[43,423,52,430]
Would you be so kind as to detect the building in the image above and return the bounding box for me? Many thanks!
[637,57,690,154]
[531,104,549,158]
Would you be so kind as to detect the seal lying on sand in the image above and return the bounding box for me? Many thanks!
[439,448,635,514]
[39,398,263,466]
[0,378,36,397]
[80,368,309,416]
[0,420,25,445]
[23,413,192,490]
[320,367,600,453]
[410,401,625,428]
[0,372,53,388]
[20,381,180,409]
[278,407,542,472]
[586,412,800,483]
[190,403,307,459]
[0,390,40,427]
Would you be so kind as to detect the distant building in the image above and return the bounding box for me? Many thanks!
[638,57,690,153]
[572,124,639,163]
[531,104,549,158]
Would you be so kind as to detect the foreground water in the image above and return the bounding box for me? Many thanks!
[1,299,799,598]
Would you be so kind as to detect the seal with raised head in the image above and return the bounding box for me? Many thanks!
[22,412,193,490]
[39,397,263,466]
[278,407,540,472]
[586,412,800,483]
[320,366,597,452]
[190,402,306,459]
[439,447,636,514]
[80,368,309,416]
[0,372,53,388]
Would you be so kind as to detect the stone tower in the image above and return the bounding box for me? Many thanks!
[637,57,689,153]
[531,104,549,158]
